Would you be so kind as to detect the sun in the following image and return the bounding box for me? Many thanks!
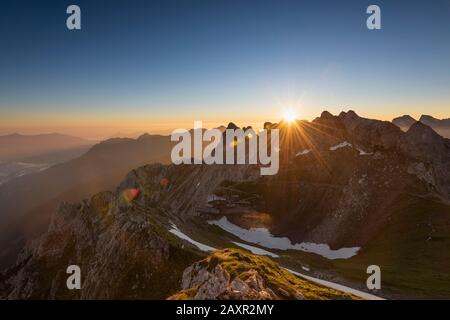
[282,108,298,123]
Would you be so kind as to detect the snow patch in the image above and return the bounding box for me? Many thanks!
[169,223,216,252]
[330,141,352,151]
[301,266,310,272]
[296,149,311,156]
[285,268,384,300]
[207,194,227,202]
[208,217,359,259]
[357,148,372,156]
[232,241,279,258]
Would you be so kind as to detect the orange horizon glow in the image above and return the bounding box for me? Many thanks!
[1,103,449,140]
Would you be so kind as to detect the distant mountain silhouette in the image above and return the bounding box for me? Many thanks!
[103,131,146,140]
[392,115,450,138]
[420,115,450,130]
[0,133,94,186]
[0,133,173,268]
[392,115,416,129]
[0,133,93,162]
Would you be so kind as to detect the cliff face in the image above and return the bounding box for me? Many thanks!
[0,183,202,299]
[400,122,450,198]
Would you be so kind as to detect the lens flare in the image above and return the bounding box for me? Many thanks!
[122,188,141,203]
[282,109,298,123]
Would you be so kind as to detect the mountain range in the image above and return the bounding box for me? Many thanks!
[0,133,94,186]
[392,115,450,138]
[0,134,174,269]
[1,110,450,299]
[0,133,93,162]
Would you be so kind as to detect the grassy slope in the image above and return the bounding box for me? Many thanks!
[333,195,450,299]
[187,193,450,299]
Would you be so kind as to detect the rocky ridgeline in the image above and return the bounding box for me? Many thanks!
[321,110,449,200]
[248,110,449,248]
[393,114,450,138]
[0,184,202,299]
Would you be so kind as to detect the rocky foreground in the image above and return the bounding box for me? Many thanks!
[169,249,357,300]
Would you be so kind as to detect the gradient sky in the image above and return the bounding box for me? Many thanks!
[1,0,450,139]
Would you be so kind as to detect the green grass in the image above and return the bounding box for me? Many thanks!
[170,248,358,300]
[333,195,450,298]
[186,194,450,299]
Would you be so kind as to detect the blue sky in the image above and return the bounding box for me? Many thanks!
[1,0,449,137]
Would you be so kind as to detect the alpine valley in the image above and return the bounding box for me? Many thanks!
[1,110,449,300]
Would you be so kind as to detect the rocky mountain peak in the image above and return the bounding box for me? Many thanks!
[339,110,359,120]
[400,121,450,198]
[405,121,442,143]
[226,122,239,130]
[419,114,437,122]
[419,115,450,127]
[393,114,450,138]
[263,122,274,129]
[319,110,334,120]
[137,133,152,140]
[392,115,417,129]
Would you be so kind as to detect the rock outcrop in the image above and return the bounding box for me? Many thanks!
[400,122,450,198]
[169,249,357,300]
[339,110,403,150]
